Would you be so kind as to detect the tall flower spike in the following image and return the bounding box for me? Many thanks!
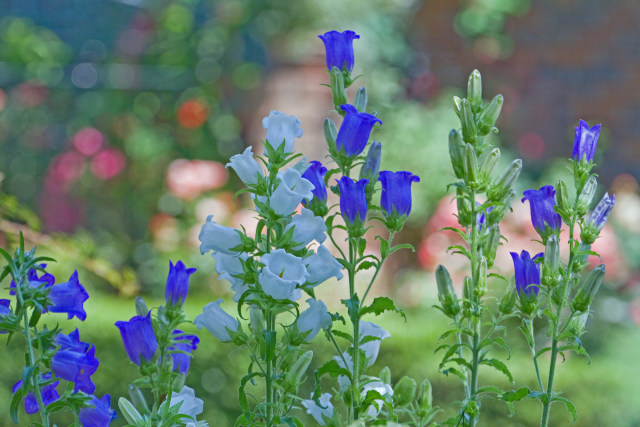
[115,312,158,365]
[572,119,601,162]
[336,105,382,157]
[522,185,562,240]
[165,260,197,306]
[318,30,360,72]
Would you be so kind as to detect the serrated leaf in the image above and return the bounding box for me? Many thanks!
[481,358,514,383]
[477,386,502,396]
[359,297,406,320]
[555,396,578,422]
[357,261,377,272]
[500,387,531,402]
[316,359,351,379]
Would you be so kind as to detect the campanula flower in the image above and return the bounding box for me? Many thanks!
[359,321,391,366]
[301,160,328,204]
[165,260,197,306]
[12,373,59,415]
[581,193,615,244]
[304,245,344,285]
[169,386,204,424]
[48,271,89,321]
[268,168,315,216]
[169,330,199,374]
[572,119,601,162]
[297,298,332,341]
[337,177,368,225]
[378,170,420,218]
[78,394,118,427]
[226,146,263,185]
[115,312,158,365]
[51,343,99,393]
[259,249,308,300]
[262,111,303,154]
[199,215,243,255]
[336,104,382,157]
[284,208,327,249]
[301,392,334,425]
[194,298,239,342]
[55,328,90,352]
[10,264,55,295]
[363,379,394,418]
[522,185,562,238]
[0,299,11,333]
[510,250,543,297]
[212,252,249,301]
[318,30,360,72]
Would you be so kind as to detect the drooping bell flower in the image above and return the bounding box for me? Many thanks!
[581,193,615,244]
[168,330,199,374]
[168,386,204,423]
[258,249,308,301]
[262,111,303,154]
[115,312,158,365]
[378,171,420,231]
[510,250,543,314]
[572,119,601,162]
[284,208,327,249]
[51,343,99,394]
[12,373,60,415]
[296,298,332,342]
[226,146,263,186]
[199,215,243,255]
[336,105,382,157]
[78,394,118,426]
[268,168,314,216]
[318,30,360,72]
[48,271,89,321]
[194,299,239,342]
[165,260,197,306]
[301,392,334,426]
[304,245,344,286]
[337,177,368,234]
[301,161,328,205]
[522,185,562,241]
[359,321,391,366]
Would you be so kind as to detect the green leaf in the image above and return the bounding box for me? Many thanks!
[477,386,502,396]
[500,387,531,402]
[359,297,406,321]
[341,296,360,324]
[438,226,469,241]
[330,329,352,342]
[558,343,592,363]
[534,346,553,359]
[446,245,471,260]
[481,358,514,383]
[389,243,415,254]
[261,330,276,363]
[377,236,389,259]
[239,372,263,415]
[555,396,578,422]
[358,238,367,257]
[10,386,22,423]
[357,261,377,272]
[315,359,351,379]
[441,366,466,381]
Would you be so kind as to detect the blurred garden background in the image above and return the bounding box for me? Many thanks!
[1,0,639,425]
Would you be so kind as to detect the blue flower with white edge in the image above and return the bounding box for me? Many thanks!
[78,394,117,427]
[304,245,343,286]
[297,298,332,342]
[336,104,382,157]
[259,249,308,301]
[194,298,239,342]
[284,208,327,249]
[572,119,601,162]
[318,30,360,72]
[262,111,303,154]
[301,392,333,425]
[199,215,243,255]
[226,146,263,185]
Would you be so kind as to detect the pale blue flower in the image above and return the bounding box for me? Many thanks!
[199,215,242,255]
[226,146,263,185]
[363,379,393,418]
[262,111,303,154]
[301,392,333,425]
[359,321,391,366]
[284,208,327,249]
[305,245,343,285]
[194,299,239,342]
[212,252,247,283]
[269,169,315,216]
[169,386,204,425]
[297,298,332,341]
[259,249,308,300]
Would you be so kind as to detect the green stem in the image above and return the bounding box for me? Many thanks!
[265,309,274,426]
[349,236,361,422]
[528,319,545,393]
[467,189,481,427]
[361,232,394,305]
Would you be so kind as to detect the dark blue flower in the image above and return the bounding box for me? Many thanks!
[78,394,118,427]
[165,260,197,306]
[572,119,601,162]
[55,328,90,352]
[301,161,328,203]
[51,340,99,394]
[48,271,89,321]
[587,193,615,232]
[115,312,158,365]
[318,30,360,72]
[168,330,200,374]
[10,264,55,295]
[0,299,11,334]
[337,177,368,224]
[378,171,420,218]
[510,250,543,296]
[12,373,60,415]
[522,185,562,235]
[336,105,382,157]
[476,205,494,231]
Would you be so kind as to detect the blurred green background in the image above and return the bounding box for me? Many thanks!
[1,0,639,425]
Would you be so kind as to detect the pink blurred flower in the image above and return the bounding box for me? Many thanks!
[90,148,126,180]
[166,159,228,200]
[45,151,85,191]
[73,128,105,156]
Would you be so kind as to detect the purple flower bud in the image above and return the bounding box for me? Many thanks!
[51,342,99,394]
[378,171,420,218]
[337,177,368,225]
[522,185,562,236]
[165,260,197,306]
[301,161,328,204]
[115,312,158,365]
[168,330,199,374]
[12,373,60,415]
[587,193,615,232]
[78,394,118,427]
[48,271,89,321]
[336,105,382,157]
[510,250,543,296]
[318,30,360,72]
[572,119,601,162]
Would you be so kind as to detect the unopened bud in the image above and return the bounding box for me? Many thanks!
[477,94,503,135]
[436,265,460,318]
[135,296,149,317]
[467,69,483,111]
[576,176,597,216]
[480,148,501,181]
[286,350,313,388]
[379,366,391,385]
[360,141,382,184]
[461,99,479,145]
[119,398,143,424]
[572,265,605,312]
[324,118,338,155]
[555,179,572,222]
[542,234,560,287]
[354,86,368,112]
[453,96,463,118]
[449,129,465,179]
[499,283,517,315]
[417,379,433,411]
[569,312,589,337]
[488,159,522,202]
[329,66,348,109]
[128,384,149,414]
[250,306,264,335]
[464,143,479,187]
[475,257,487,297]
[463,276,473,312]
[487,190,515,225]
[394,376,417,407]
[457,188,473,227]
[483,225,501,265]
